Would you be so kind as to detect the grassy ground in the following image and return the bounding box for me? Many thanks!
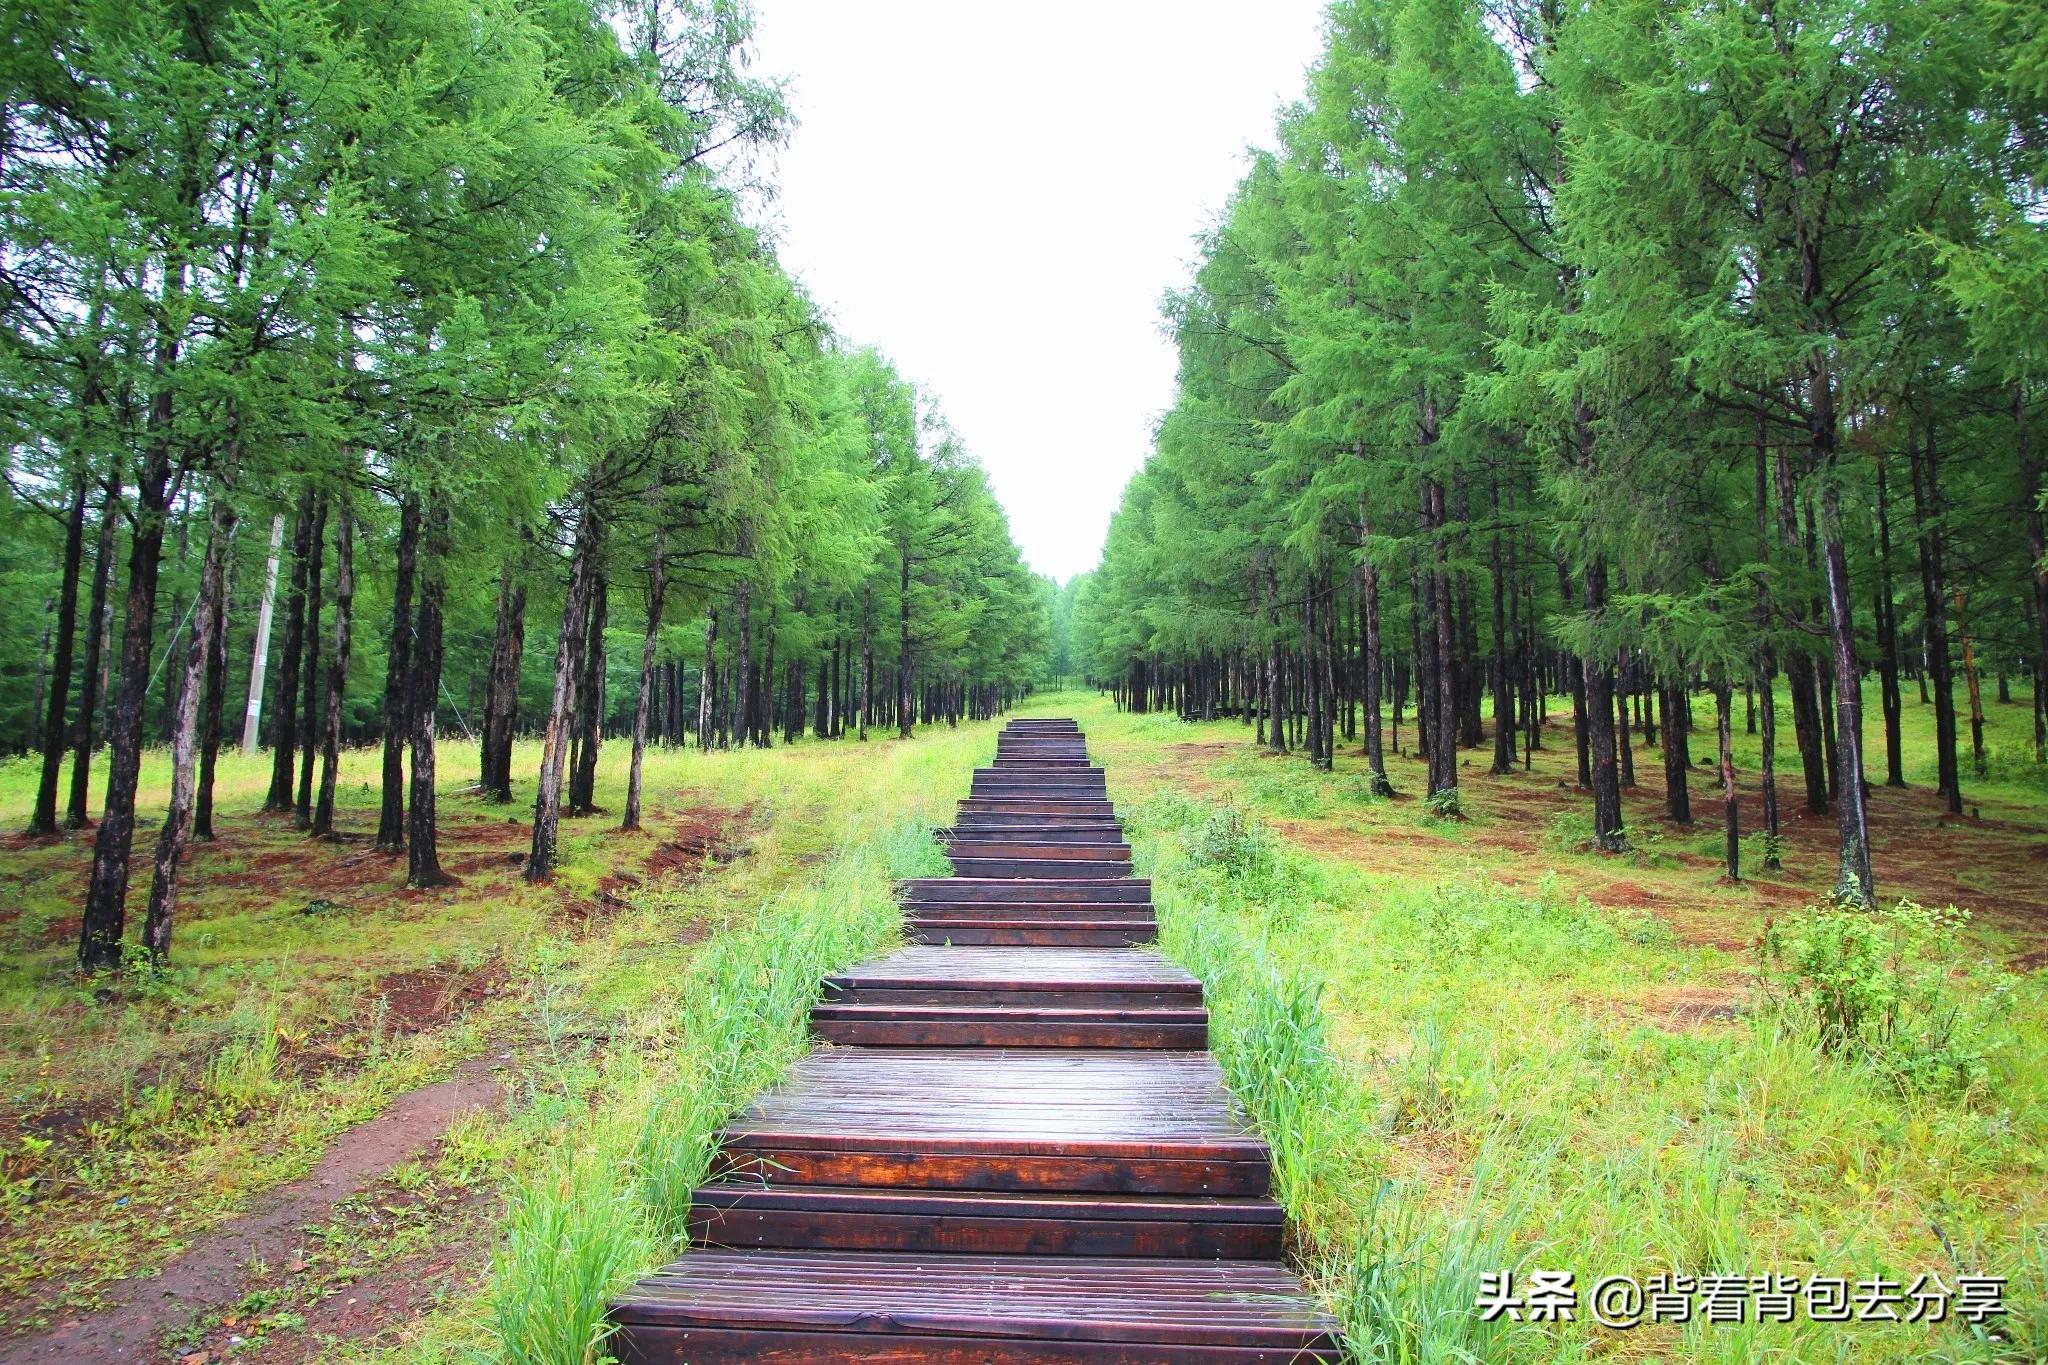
[1063,681,2046,1363]
[0,682,2041,1362]
[0,724,972,1359]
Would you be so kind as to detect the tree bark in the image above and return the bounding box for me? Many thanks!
[194,511,237,841]
[1716,679,1739,881]
[80,428,176,971]
[528,495,601,880]
[294,496,327,826]
[239,512,285,753]
[29,472,88,835]
[66,472,121,830]
[1661,681,1692,823]
[623,547,665,832]
[2018,383,2047,764]
[1873,450,1905,785]
[266,490,314,812]
[311,508,354,838]
[1820,478,1874,906]
[143,494,232,964]
[1359,510,1392,794]
[898,544,914,740]
[569,572,608,811]
[375,495,419,851]
[405,502,449,889]
[696,608,718,750]
[479,573,526,800]
[1908,415,1961,814]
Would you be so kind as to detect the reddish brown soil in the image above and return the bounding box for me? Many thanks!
[363,959,509,1037]
[646,808,750,881]
[0,1055,508,1363]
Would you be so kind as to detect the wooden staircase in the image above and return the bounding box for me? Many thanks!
[607,717,1340,1362]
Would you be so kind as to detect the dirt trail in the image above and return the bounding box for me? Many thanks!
[0,1056,506,1364]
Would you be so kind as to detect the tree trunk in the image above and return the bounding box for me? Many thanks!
[1758,659,1783,868]
[2018,383,2047,764]
[376,495,419,851]
[730,579,752,751]
[1954,586,1987,779]
[80,426,176,972]
[28,472,88,836]
[266,491,314,812]
[1716,680,1739,881]
[1488,508,1514,775]
[898,545,914,740]
[1908,416,1962,814]
[194,511,237,841]
[1583,556,1624,851]
[143,494,232,964]
[529,496,601,880]
[1359,511,1391,794]
[311,508,355,838]
[859,583,873,741]
[1820,478,1874,906]
[67,471,121,830]
[570,572,608,811]
[480,574,526,801]
[405,503,449,889]
[1873,450,1905,785]
[239,512,285,753]
[294,495,327,826]
[696,608,718,750]
[623,548,666,832]
[1661,681,1691,823]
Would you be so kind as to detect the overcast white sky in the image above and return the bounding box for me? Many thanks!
[747,1,1328,583]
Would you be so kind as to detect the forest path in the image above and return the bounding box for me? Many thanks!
[607,716,1341,1360]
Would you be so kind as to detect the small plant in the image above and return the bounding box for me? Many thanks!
[1758,899,2012,1095]
[1423,787,1462,821]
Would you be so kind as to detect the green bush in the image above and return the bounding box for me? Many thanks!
[1758,900,2014,1095]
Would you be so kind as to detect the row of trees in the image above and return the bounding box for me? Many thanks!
[1,0,1048,973]
[1074,0,2046,906]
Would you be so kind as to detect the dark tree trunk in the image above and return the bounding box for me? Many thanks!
[898,546,914,740]
[80,426,177,972]
[1488,515,1514,776]
[405,503,449,889]
[29,472,87,836]
[1820,478,1874,905]
[1758,659,1783,868]
[1774,449,1830,815]
[623,547,665,832]
[480,574,526,801]
[376,495,419,851]
[1716,680,1739,881]
[569,572,608,812]
[311,508,355,838]
[1615,654,1636,789]
[731,580,752,751]
[1583,556,1624,851]
[193,514,236,841]
[266,491,314,812]
[294,495,327,827]
[1873,450,1905,786]
[1359,513,1391,794]
[1908,416,1961,814]
[530,496,602,879]
[1422,473,1458,802]
[696,608,718,750]
[1661,681,1692,823]
[859,584,873,741]
[67,471,121,830]
[2019,383,2048,763]
[143,494,232,963]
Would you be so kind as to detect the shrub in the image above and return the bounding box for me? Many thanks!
[1758,900,2013,1095]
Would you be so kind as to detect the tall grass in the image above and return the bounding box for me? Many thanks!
[482,797,944,1362]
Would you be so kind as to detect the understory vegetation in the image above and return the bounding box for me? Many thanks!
[1095,685,2047,1363]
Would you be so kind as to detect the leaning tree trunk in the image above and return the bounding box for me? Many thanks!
[311,507,354,837]
[528,495,601,881]
[28,472,87,836]
[623,546,666,832]
[79,429,175,973]
[1820,477,1874,907]
[375,495,419,851]
[143,494,232,964]
[266,490,314,812]
[405,502,449,889]
[239,512,285,753]
[67,471,121,830]
[294,495,327,826]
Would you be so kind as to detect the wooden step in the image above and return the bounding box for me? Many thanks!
[945,841,1135,861]
[824,947,1199,1008]
[901,878,1151,904]
[713,1050,1264,1193]
[909,923,1158,947]
[609,1251,1341,1362]
[686,1185,1278,1257]
[946,826,1128,845]
[957,798,1117,816]
[948,858,1134,879]
[810,1004,1206,1048]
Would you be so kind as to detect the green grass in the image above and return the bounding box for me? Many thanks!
[1061,684,2047,1363]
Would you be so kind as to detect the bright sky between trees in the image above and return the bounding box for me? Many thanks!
[749,0,1328,583]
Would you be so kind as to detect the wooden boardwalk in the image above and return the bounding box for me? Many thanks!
[609,717,1341,1362]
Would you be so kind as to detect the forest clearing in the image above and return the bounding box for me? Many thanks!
[4,0,2047,1358]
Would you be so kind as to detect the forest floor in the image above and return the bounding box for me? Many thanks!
[0,684,2040,1361]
